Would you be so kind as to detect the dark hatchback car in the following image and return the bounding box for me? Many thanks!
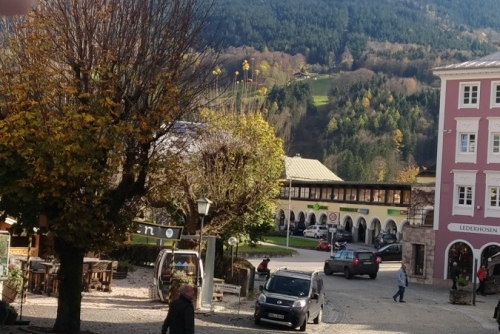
[373,233,397,249]
[334,229,353,242]
[289,222,306,236]
[254,269,324,332]
[323,249,380,279]
[374,243,402,262]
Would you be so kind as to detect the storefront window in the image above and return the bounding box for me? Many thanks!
[448,242,473,280]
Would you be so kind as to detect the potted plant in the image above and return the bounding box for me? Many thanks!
[449,274,472,304]
[112,260,136,279]
[169,270,196,305]
[2,265,23,303]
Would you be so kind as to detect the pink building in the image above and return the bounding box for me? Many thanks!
[433,52,500,284]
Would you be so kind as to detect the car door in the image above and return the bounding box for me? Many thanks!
[310,274,320,317]
[384,245,398,261]
[319,226,327,238]
[330,251,343,272]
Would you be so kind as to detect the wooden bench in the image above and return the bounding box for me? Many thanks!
[86,261,113,292]
[213,278,224,301]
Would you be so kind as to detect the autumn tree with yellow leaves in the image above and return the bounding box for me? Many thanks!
[149,109,284,258]
[0,0,216,332]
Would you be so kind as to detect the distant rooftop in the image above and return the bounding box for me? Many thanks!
[284,155,343,182]
[434,51,500,71]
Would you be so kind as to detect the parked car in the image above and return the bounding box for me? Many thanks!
[254,268,324,332]
[374,243,402,262]
[303,225,328,239]
[289,222,306,236]
[373,233,397,249]
[334,229,353,242]
[323,249,380,279]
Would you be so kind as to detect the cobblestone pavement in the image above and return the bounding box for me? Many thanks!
[2,244,500,333]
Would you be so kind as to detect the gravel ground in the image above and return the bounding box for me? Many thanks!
[1,266,259,333]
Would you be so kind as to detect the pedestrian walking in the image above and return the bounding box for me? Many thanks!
[476,264,487,296]
[450,262,461,290]
[392,263,408,303]
[161,284,195,334]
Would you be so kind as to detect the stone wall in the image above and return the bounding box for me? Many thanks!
[402,225,435,285]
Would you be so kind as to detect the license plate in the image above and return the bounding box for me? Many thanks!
[364,262,372,264]
[268,313,284,319]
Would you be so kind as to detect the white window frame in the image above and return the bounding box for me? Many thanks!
[491,81,500,108]
[459,133,476,153]
[459,82,480,109]
[488,186,500,207]
[487,118,500,164]
[492,133,500,154]
[457,186,473,206]
[455,118,479,164]
[484,171,500,218]
[452,170,476,216]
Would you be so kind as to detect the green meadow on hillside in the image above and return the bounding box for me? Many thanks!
[308,76,331,107]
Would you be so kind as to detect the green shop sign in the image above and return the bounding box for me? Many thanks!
[307,203,328,210]
[340,207,369,214]
[387,209,408,215]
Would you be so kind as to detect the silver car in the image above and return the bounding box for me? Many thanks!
[302,225,328,239]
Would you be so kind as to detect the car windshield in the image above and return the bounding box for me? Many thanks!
[264,275,310,297]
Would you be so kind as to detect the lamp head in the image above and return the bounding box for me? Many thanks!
[197,197,213,216]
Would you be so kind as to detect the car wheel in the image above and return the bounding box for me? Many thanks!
[323,263,333,275]
[369,273,377,279]
[254,317,261,325]
[299,314,308,332]
[344,267,352,279]
[314,233,319,239]
[313,307,322,324]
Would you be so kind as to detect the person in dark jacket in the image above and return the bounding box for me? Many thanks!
[257,258,271,279]
[162,284,195,334]
[450,262,461,290]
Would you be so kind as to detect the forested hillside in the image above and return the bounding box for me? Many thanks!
[205,0,500,181]
[204,0,497,66]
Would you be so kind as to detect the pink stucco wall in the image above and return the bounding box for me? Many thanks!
[434,78,500,279]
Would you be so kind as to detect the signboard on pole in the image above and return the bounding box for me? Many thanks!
[327,212,340,225]
[135,222,183,241]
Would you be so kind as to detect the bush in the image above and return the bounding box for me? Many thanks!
[6,265,23,293]
[116,260,136,273]
[456,274,470,289]
[214,255,254,283]
[103,244,162,266]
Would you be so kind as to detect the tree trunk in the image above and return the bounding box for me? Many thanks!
[52,237,85,333]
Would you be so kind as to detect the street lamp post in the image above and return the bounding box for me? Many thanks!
[196,197,212,287]
[330,225,337,258]
[228,237,238,278]
[286,178,292,249]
